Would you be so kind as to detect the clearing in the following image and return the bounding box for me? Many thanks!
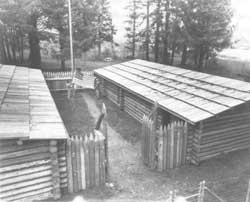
[52,91,250,202]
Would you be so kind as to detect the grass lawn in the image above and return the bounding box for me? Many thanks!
[41,57,127,72]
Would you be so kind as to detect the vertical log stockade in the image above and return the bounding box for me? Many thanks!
[66,103,108,193]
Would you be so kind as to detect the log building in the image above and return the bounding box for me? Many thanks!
[0,65,68,201]
[94,59,250,164]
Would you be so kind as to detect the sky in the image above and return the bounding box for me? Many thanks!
[109,0,250,46]
[231,0,250,43]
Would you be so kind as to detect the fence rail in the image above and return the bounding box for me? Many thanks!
[43,71,95,91]
[141,115,188,171]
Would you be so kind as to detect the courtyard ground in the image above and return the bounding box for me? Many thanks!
[51,90,250,202]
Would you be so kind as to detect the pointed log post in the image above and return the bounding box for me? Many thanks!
[66,138,73,193]
[198,181,205,202]
[49,140,61,199]
[101,103,109,181]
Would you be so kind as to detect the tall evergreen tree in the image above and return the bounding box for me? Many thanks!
[41,0,68,70]
[179,0,233,70]
[96,0,114,59]
[125,0,142,58]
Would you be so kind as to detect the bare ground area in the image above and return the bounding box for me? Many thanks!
[52,91,250,202]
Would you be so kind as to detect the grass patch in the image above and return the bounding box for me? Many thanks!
[52,91,95,136]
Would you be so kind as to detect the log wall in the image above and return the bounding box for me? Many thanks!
[0,139,66,201]
[192,102,250,163]
[124,91,152,122]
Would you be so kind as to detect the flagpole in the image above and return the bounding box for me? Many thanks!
[68,0,74,80]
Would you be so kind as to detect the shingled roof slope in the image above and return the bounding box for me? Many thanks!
[0,65,68,139]
[94,59,250,123]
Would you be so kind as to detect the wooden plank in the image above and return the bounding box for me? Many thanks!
[163,126,168,170]
[66,139,73,193]
[79,136,86,189]
[84,135,90,188]
[75,136,82,191]
[99,135,105,184]
[89,133,95,187]
[71,136,78,192]
[95,134,100,186]
[169,123,174,169]
[157,127,163,171]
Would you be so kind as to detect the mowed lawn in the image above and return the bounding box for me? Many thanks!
[41,57,126,72]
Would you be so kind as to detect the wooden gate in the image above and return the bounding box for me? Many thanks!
[66,130,107,193]
[141,115,188,170]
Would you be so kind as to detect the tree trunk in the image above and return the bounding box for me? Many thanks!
[132,0,136,58]
[5,36,12,63]
[20,34,24,64]
[181,44,187,66]
[59,32,65,70]
[28,13,41,69]
[98,40,101,59]
[11,28,17,64]
[163,0,170,64]
[154,0,161,62]
[170,40,176,65]
[198,46,205,71]
[145,0,150,61]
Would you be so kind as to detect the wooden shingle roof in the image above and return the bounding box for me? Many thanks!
[0,65,68,139]
[94,59,250,124]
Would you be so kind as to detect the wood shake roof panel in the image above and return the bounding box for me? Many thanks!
[95,59,250,123]
[0,65,68,139]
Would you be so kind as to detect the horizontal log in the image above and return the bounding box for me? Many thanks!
[0,152,50,167]
[0,169,52,186]
[0,141,49,154]
[1,185,53,201]
[200,124,250,137]
[193,138,250,158]
[198,143,250,161]
[0,164,51,180]
[0,159,50,173]
[0,176,52,192]
[12,191,53,202]
[0,146,49,161]
[200,127,250,143]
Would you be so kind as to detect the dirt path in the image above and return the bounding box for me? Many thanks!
[54,91,250,202]
[81,93,173,201]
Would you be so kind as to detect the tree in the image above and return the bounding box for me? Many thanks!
[179,0,233,70]
[145,0,151,60]
[41,0,68,70]
[125,0,143,58]
[96,0,114,59]
[27,10,41,69]
[162,0,170,64]
[0,0,28,65]
[153,0,163,62]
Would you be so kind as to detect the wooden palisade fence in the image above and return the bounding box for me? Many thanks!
[66,131,106,193]
[66,103,108,193]
[141,115,188,170]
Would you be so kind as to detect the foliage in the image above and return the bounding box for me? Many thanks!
[125,0,233,70]
[125,0,143,58]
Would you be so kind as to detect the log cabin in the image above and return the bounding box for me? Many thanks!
[0,65,68,201]
[94,59,250,165]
